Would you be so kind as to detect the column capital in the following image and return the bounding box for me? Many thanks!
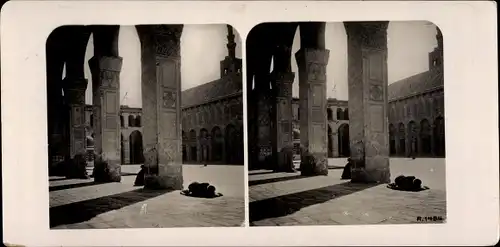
[344,21,389,50]
[271,71,295,84]
[295,48,330,66]
[89,56,123,72]
[63,77,88,91]
[62,78,88,104]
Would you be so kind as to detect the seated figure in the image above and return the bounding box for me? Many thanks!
[134,165,146,186]
[180,182,223,198]
[341,158,352,179]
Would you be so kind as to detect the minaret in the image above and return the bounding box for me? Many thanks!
[436,26,443,51]
[220,25,242,78]
[429,26,443,71]
[226,25,236,59]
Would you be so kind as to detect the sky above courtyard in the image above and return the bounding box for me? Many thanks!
[79,21,438,107]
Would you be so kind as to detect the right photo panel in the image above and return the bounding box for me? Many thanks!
[246,21,446,226]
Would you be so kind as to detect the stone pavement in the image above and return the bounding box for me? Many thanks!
[49,164,245,229]
[249,158,447,226]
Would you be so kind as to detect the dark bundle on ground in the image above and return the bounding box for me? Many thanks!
[134,165,146,186]
[341,158,352,179]
[388,175,429,192]
[180,182,223,198]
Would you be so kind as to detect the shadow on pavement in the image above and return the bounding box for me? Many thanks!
[249,181,380,222]
[49,180,107,192]
[49,177,72,182]
[249,174,309,186]
[248,170,277,176]
[50,188,175,228]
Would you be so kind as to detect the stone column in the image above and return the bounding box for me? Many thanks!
[344,22,391,183]
[89,56,123,182]
[63,78,88,158]
[271,71,295,171]
[123,135,131,164]
[137,25,183,190]
[256,88,273,168]
[332,131,340,157]
[295,49,330,176]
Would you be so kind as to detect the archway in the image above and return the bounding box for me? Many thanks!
[199,128,209,163]
[420,119,432,155]
[338,124,350,157]
[327,108,333,121]
[343,108,349,120]
[211,126,223,162]
[389,124,396,155]
[225,124,240,164]
[120,134,125,164]
[337,108,343,120]
[135,115,141,127]
[398,123,406,156]
[189,129,197,162]
[129,130,144,164]
[182,131,187,162]
[327,125,333,158]
[128,115,135,127]
[433,116,445,156]
[408,121,418,156]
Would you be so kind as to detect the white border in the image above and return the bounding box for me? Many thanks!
[1,1,498,246]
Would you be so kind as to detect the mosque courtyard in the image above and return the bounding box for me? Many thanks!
[49,164,245,229]
[249,158,447,226]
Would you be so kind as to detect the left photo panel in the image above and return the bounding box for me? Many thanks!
[46,24,245,229]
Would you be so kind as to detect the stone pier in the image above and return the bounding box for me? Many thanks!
[89,56,123,182]
[296,47,330,176]
[256,88,273,167]
[63,78,88,158]
[271,71,295,171]
[137,25,183,190]
[344,22,391,183]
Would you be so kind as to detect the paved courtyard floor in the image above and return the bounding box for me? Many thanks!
[249,158,447,226]
[49,164,245,229]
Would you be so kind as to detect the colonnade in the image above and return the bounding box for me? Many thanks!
[247,22,391,183]
[47,25,184,189]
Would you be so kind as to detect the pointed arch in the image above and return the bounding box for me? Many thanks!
[120,134,125,164]
[211,126,223,162]
[129,130,144,164]
[182,131,187,162]
[420,119,432,155]
[189,129,197,162]
[128,115,135,127]
[199,128,209,163]
[389,124,396,155]
[327,108,333,121]
[135,115,141,127]
[328,125,333,158]
[337,108,343,120]
[338,123,350,157]
[408,121,418,156]
[225,124,242,164]
[398,123,406,156]
[120,115,124,127]
[433,116,445,156]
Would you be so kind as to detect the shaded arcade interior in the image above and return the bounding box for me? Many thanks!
[47,24,244,190]
[247,21,445,183]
